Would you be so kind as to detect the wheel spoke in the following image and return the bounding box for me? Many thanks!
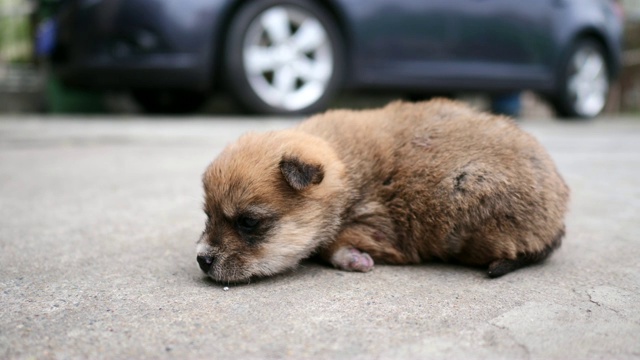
[283,81,324,110]
[594,76,608,94]
[274,66,296,98]
[568,76,580,97]
[572,55,583,74]
[291,18,326,52]
[293,56,330,82]
[582,55,604,80]
[261,7,291,44]
[245,46,277,74]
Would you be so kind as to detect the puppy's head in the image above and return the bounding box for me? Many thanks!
[197,130,347,283]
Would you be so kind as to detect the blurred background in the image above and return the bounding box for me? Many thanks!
[0,0,638,119]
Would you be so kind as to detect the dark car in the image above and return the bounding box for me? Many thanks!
[51,0,624,118]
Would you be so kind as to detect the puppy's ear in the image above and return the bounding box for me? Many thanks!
[280,156,324,191]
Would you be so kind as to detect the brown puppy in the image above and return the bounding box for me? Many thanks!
[197,99,569,282]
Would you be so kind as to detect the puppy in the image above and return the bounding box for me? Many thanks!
[197,99,569,282]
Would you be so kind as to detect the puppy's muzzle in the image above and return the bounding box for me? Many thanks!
[197,255,215,273]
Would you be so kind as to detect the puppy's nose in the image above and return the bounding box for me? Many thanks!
[197,255,215,273]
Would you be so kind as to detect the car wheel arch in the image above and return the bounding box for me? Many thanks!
[563,29,615,79]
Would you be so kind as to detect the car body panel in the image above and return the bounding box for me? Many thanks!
[335,0,554,91]
[52,0,623,96]
[53,0,234,90]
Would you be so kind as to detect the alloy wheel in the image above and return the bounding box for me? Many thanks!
[242,6,334,111]
[566,46,609,118]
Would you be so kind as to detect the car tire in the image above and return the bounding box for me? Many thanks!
[551,39,610,119]
[132,90,208,114]
[223,0,345,115]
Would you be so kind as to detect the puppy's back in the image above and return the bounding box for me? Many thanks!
[300,99,569,270]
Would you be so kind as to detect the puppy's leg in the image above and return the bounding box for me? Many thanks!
[330,247,375,272]
[319,224,407,272]
[487,227,564,278]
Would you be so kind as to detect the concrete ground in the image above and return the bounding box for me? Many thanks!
[0,112,639,359]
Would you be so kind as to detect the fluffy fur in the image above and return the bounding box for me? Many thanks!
[197,99,569,282]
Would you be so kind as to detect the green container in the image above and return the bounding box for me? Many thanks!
[46,75,104,113]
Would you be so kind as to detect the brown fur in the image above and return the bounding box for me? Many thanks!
[197,99,570,282]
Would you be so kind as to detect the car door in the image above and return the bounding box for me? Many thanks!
[343,0,458,87]
[343,0,556,91]
[446,0,557,88]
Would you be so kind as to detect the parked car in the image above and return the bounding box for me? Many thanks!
[51,0,624,118]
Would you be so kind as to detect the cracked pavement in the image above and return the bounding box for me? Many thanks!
[1,114,639,359]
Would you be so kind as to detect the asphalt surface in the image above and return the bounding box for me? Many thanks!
[1,112,639,359]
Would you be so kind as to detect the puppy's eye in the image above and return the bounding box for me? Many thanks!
[237,215,260,233]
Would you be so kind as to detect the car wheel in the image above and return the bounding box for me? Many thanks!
[224,0,345,115]
[132,90,208,114]
[552,39,610,119]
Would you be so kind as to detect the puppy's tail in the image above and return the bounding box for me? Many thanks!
[487,227,564,278]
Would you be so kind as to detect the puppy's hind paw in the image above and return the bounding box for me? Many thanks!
[330,247,374,272]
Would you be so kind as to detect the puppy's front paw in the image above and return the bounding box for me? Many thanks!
[330,247,374,272]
